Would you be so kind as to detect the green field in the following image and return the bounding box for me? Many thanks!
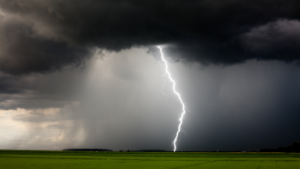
[1,150,300,168]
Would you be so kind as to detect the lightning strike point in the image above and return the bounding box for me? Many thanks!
[157,46,186,152]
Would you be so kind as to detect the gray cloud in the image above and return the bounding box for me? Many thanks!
[0,19,91,75]
[13,110,58,123]
[0,1,300,151]
[0,0,300,75]
[240,19,300,60]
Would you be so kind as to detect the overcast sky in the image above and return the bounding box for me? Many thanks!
[0,0,300,151]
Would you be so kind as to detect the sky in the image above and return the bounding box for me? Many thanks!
[0,0,300,151]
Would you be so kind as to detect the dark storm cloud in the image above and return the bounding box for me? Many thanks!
[240,19,300,60]
[0,18,91,75]
[0,75,24,94]
[0,0,300,75]
[0,0,299,152]
[0,69,86,110]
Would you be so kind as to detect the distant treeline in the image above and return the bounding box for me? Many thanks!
[260,142,300,152]
[119,149,165,152]
[62,142,300,153]
[63,149,112,152]
[119,150,251,152]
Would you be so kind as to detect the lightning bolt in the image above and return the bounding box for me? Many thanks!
[157,46,186,152]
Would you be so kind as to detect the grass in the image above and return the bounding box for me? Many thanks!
[1,150,300,168]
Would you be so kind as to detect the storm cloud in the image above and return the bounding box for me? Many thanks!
[0,0,300,75]
[0,1,300,151]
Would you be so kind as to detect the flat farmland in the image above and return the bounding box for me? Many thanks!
[1,150,300,169]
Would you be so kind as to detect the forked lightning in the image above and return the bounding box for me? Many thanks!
[157,46,186,152]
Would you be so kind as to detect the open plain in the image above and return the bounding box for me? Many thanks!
[1,150,300,169]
